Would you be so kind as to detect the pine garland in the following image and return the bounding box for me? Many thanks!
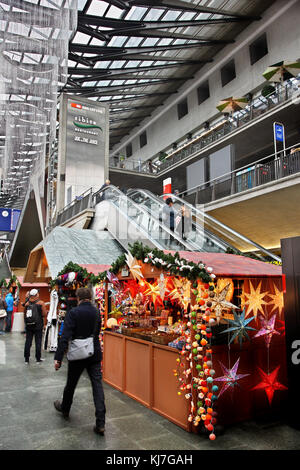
[0,275,21,289]
[50,242,213,287]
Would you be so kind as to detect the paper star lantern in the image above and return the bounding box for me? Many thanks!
[107,271,120,287]
[210,283,239,322]
[144,281,163,306]
[252,366,287,405]
[172,278,191,311]
[221,308,256,346]
[217,278,234,302]
[268,283,284,318]
[214,358,250,397]
[244,281,269,319]
[125,252,144,281]
[158,273,168,301]
[254,314,280,348]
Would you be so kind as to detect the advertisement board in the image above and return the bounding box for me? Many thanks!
[57,94,109,211]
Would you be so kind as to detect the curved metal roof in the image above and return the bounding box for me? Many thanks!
[64,0,276,150]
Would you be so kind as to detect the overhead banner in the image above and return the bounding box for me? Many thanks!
[57,94,109,210]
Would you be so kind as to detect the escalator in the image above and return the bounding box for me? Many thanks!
[89,185,197,252]
[126,188,281,263]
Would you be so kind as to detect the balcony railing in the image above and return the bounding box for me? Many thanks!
[55,187,93,226]
[109,78,300,175]
[182,145,300,206]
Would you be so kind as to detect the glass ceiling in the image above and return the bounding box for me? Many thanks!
[0,0,275,211]
[64,0,276,150]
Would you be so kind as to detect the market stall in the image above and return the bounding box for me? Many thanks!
[101,243,287,439]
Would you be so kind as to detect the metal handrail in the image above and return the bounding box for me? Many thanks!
[180,141,300,197]
[162,192,282,263]
[127,188,232,254]
[93,185,196,252]
[109,78,300,176]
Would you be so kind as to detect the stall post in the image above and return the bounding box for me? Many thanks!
[104,279,108,328]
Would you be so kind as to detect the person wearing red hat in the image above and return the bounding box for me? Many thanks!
[23,289,47,365]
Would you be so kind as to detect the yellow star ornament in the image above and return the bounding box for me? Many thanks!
[268,283,284,318]
[244,281,268,319]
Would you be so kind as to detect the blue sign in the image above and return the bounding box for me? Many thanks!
[0,208,21,232]
[275,123,284,142]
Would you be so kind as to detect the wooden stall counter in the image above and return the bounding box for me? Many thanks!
[103,331,190,431]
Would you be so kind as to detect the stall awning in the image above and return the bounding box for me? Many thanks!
[165,251,282,278]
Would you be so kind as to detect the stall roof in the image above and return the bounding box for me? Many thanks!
[166,251,282,278]
[24,226,124,282]
[79,264,111,275]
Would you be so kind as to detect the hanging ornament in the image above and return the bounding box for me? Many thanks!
[216,278,234,302]
[244,281,269,319]
[143,281,163,306]
[158,273,167,301]
[268,283,284,318]
[209,283,239,323]
[214,358,250,397]
[107,271,120,288]
[125,252,144,281]
[254,314,280,348]
[221,308,256,347]
[251,366,287,405]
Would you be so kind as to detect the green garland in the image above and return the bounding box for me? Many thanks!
[0,275,21,290]
[50,242,213,287]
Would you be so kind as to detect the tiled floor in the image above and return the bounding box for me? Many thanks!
[1,333,300,451]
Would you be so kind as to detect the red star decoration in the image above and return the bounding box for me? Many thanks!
[252,366,287,405]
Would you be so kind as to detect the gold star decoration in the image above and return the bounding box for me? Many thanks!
[125,252,144,281]
[170,278,191,311]
[244,281,268,320]
[268,283,284,318]
[210,283,239,323]
[144,281,163,305]
[217,278,234,302]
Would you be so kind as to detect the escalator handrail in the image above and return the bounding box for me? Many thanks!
[93,185,196,252]
[162,192,281,263]
[126,188,237,254]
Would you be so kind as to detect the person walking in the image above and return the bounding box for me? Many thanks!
[5,291,14,333]
[0,295,7,335]
[53,287,106,435]
[162,197,175,246]
[176,205,192,241]
[98,179,110,201]
[24,289,47,364]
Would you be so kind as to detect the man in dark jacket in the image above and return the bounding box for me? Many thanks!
[24,289,47,364]
[53,287,106,435]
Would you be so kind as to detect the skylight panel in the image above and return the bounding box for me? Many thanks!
[86,0,108,16]
[110,60,126,69]
[94,60,111,69]
[157,38,173,46]
[77,0,87,11]
[143,38,160,47]
[106,5,124,19]
[125,60,141,68]
[90,38,105,46]
[144,9,165,21]
[123,36,143,47]
[126,7,148,21]
[162,10,182,21]
[73,32,90,44]
[108,36,127,47]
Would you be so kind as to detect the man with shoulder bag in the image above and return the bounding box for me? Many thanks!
[0,295,7,335]
[53,287,106,435]
[24,289,47,364]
